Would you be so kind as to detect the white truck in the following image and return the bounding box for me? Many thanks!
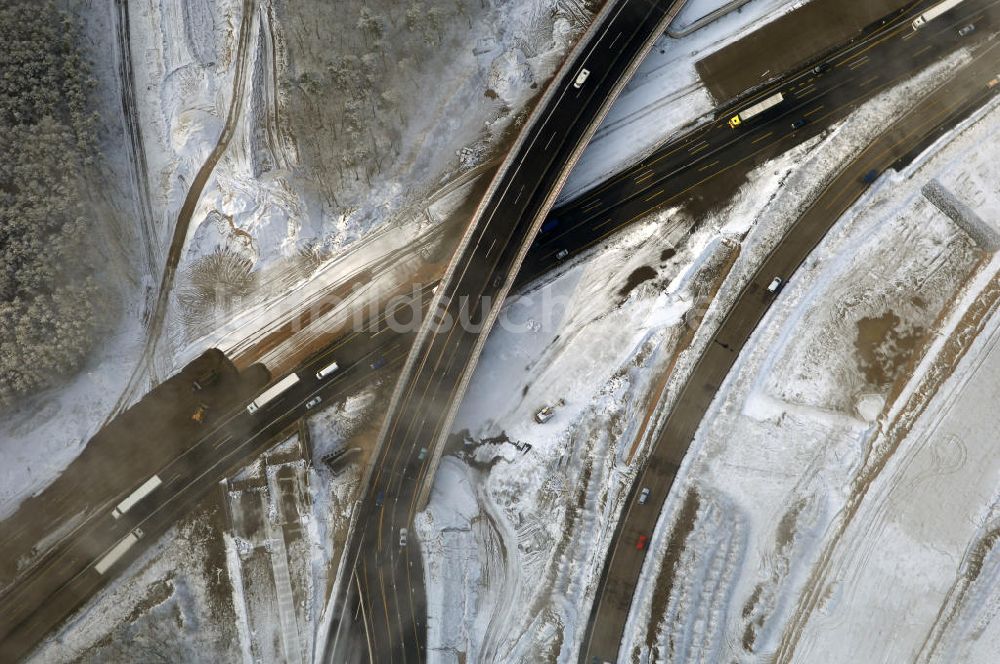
[94,529,144,575]
[111,475,162,519]
[246,373,300,414]
[728,92,784,128]
[315,360,340,380]
[912,0,965,29]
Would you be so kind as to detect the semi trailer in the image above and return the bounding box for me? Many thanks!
[728,92,785,128]
[111,475,163,519]
[246,373,300,414]
[912,0,965,29]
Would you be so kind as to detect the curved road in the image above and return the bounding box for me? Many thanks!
[579,11,1000,662]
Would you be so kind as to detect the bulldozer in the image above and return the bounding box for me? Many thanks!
[191,403,210,424]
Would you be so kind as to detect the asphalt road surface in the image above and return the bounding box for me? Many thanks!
[520,0,1000,285]
[6,0,998,658]
[579,17,1000,664]
[0,287,430,661]
[321,0,691,662]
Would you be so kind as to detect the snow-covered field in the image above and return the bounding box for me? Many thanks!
[28,505,240,663]
[130,0,593,354]
[621,67,1000,664]
[0,0,589,523]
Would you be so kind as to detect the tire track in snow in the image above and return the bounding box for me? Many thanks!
[106,0,258,420]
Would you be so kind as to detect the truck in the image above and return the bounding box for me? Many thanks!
[246,373,300,414]
[112,476,163,519]
[912,0,965,29]
[94,529,144,575]
[315,360,340,380]
[728,92,784,129]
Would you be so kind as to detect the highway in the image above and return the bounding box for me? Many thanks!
[519,0,998,284]
[321,0,693,661]
[0,287,431,661]
[578,5,1000,661]
[3,0,997,659]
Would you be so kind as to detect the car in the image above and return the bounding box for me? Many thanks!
[767,277,785,294]
[375,490,385,507]
[541,217,560,233]
[573,67,591,88]
[862,168,879,184]
[555,249,569,260]
[305,396,322,410]
[811,62,831,76]
[790,118,808,130]
[959,23,976,37]
[636,534,649,550]
[638,487,651,504]
[399,528,408,547]
[370,355,387,370]
[418,447,428,461]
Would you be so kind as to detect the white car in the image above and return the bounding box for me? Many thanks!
[305,396,322,410]
[573,67,591,89]
[555,249,569,260]
[399,528,408,547]
[638,487,651,504]
[766,277,784,294]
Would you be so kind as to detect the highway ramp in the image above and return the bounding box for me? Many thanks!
[579,31,1000,664]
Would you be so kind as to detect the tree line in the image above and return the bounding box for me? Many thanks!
[0,2,102,406]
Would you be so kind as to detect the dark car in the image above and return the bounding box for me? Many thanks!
[811,62,831,76]
[540,217,560,233]
[862,168,879,184]
[370,355,387,370]
[375,490,385,507]
[791,118,808,130]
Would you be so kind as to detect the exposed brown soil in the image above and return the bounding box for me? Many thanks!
[855,312,929,389]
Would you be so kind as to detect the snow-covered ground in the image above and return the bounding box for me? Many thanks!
[129,0,594,354]
[619,63,1000,664]
[414,43,983,664]
[28,506,240,663]
[26,384,378,663]
[561,0,810,202]
[0,0,589,525]
[0,0,156,520]
[416,118,822,664]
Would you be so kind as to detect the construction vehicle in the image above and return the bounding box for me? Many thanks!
[535,406,555,424]
[191,403,209,424]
